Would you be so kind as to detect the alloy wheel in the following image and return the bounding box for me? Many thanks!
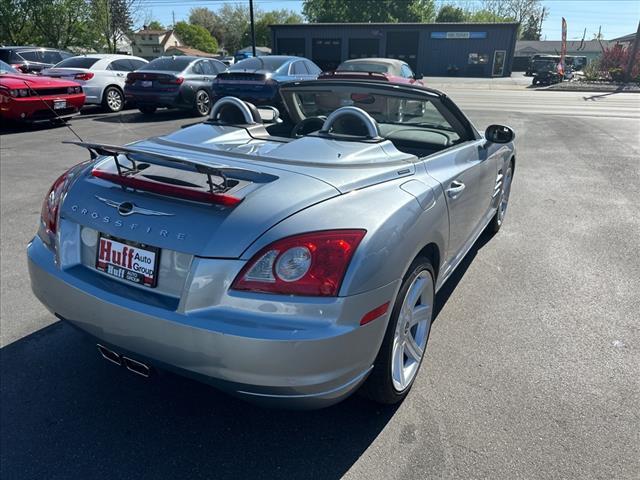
[391,269,433,391]
[196,91,211,115]
[106,89,123,112]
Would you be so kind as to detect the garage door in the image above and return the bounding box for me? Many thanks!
[349,38,380,59]
[386,31,419,71]
[277,38,305,57]
[312,38,342,71]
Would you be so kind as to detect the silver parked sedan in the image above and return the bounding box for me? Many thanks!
[27,79,515,409]
[42,54,148,112]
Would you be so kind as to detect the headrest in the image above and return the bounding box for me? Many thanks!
[210,97,262,125]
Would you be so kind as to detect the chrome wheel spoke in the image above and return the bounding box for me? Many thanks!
[404,335,423,363]
[409,305,431,327]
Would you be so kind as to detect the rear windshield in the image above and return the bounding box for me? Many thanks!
[337,62,390,74]
[54,57,100,69]
[144,57,193,71]
[230,57,288,72]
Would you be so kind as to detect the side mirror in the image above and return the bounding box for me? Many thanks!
[485,124,515,144]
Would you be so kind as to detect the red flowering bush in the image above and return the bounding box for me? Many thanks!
[598,43,640,82]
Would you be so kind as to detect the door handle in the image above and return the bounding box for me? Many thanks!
[446,181,466,198]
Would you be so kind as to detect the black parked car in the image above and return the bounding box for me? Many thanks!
[212,56,321,108]
[0,46,74,73]
[124,56,227,116]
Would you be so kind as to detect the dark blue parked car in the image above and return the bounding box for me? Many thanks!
[212,56,321,108]
[125,56,227,116]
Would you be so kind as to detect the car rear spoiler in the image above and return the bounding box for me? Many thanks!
[64,140,277,207]
[64,140,274,183]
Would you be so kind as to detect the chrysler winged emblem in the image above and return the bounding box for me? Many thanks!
[95,195,174,217]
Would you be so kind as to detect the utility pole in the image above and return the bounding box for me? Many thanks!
[172,10,175,28]
[249,0,256,57]
[624,21,640,83]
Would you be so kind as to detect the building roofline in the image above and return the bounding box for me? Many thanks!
[270,22,520,27]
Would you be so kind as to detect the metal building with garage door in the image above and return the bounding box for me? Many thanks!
[271,22,519,77]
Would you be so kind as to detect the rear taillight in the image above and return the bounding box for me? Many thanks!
[160,76,184,85]
[40,171,70,236]
[74,72,94,81]
[232,230,366,296]
[91,169,242,206]
[125,74,134,84]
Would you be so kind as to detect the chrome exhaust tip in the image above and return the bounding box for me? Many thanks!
[97,344,122,366]
[122,356,152,378]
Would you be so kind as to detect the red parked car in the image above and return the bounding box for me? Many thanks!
[319,58,425,86]
[0,60,85,123]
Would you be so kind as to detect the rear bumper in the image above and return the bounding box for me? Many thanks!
[28,236,396,408]
[125,89,183,109]
[0,94,85,121]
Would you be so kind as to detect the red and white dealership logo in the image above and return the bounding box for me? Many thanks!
[97,238,157,285]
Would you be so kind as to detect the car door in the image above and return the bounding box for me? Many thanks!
[108,59,133,88]
[183,60,207,104]
[290,61,311,81]
[421,104,498,268]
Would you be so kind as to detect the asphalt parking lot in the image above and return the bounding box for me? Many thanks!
[1,88,639,479]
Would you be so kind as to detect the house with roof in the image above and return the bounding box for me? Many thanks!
[165,46,218,58]
[131,27,182,60]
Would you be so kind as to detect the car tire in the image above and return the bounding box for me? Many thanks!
[102,86,124,113]
[193,89,212,116]
[139,106,156,115]
[359,256,435,404]
[489,161,514,233]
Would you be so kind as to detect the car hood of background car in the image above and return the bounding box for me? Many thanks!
[0,73,81,89]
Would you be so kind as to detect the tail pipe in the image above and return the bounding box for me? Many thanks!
[96,344,152,377]
[97,344,122,366]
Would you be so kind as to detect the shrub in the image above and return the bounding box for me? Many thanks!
[599,43,640,82]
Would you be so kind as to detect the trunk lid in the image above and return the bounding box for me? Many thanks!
[61,140,340,258]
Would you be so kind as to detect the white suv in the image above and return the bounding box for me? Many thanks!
[42,54,148,112]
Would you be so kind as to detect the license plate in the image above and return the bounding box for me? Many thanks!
[53,99,66,109]
[96,235,160,287]
[141,80,152,87]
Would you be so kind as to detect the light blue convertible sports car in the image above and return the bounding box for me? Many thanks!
[28,79,515,408]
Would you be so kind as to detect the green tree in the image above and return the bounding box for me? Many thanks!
[435,4,466,23]
[302,0,435,23]
[0,0,36,45]
[254,9,303,48]
[91,0,136,53]
[174,21,218,53]
[146,20,163,30]
[215,4,250,53]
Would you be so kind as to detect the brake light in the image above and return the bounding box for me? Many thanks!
[125,74,134,84]
[74,72,94,81]
[40,171,70,236]
[91,169,242,206]
[232,230,366,296]
[160,76,184,85]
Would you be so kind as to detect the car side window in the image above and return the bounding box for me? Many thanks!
[109,59,133,71]
[209,60,225,74]
[305,61,320,75]
[191,61,204,74]
[291,61,307,75]
[201,60,215,75]
[17,50,43,62]
[129,59,147,70]
[400,64,414,79]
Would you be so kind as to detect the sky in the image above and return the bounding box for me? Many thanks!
[137,0,639,41]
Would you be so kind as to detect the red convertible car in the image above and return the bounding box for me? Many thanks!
[0,60,85,123]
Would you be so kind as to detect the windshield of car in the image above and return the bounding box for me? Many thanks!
[54,56,100,69]
[230,57,289,72]
[0,60,18,74]
[143,57,193,71]
[337,62,390,74]
[280,84,469,150]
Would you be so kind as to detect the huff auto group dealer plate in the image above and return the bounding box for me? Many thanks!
[96,235,160,287]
